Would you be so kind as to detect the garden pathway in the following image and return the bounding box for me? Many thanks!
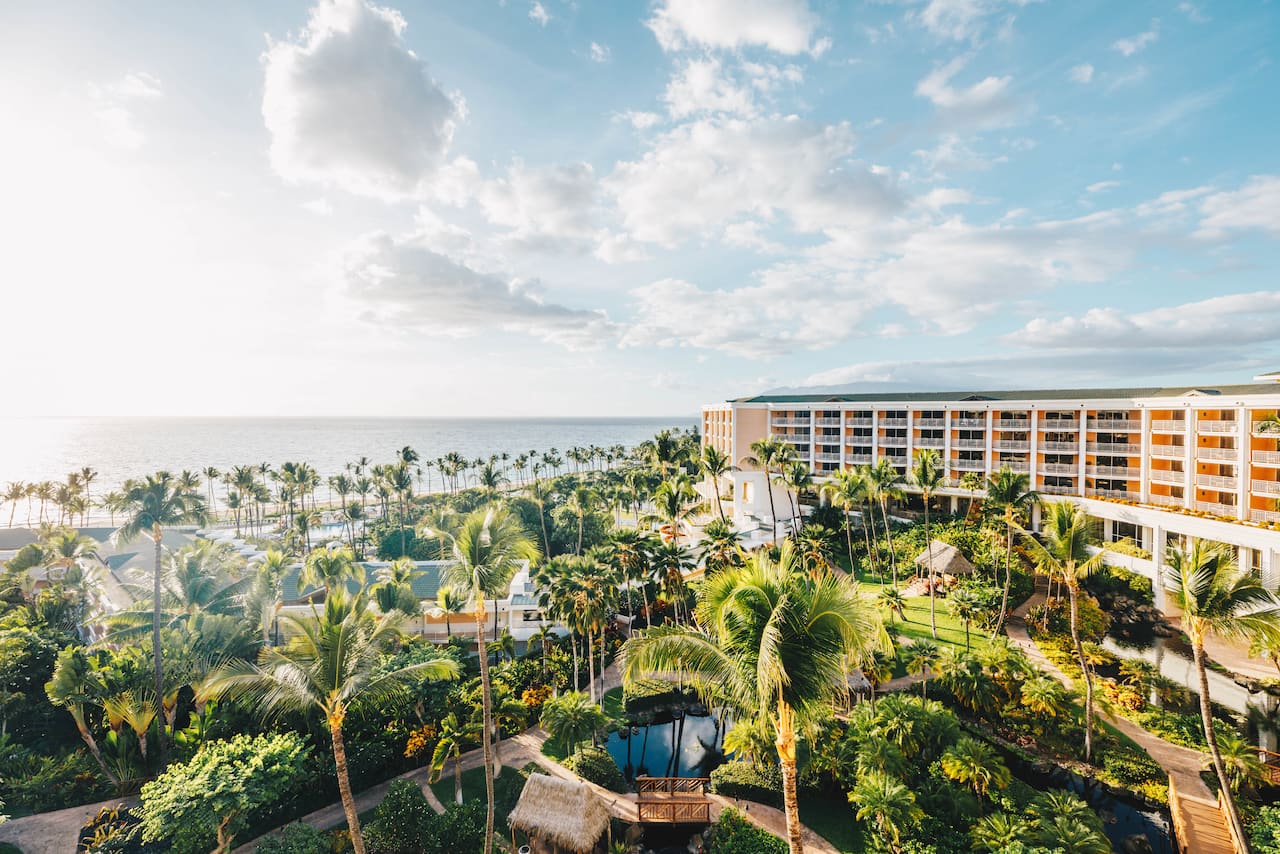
[0,795,137,854]
[1005,582,1235,854]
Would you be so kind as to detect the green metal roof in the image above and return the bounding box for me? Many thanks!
[730,383,1280,405]
[280,560,448,604]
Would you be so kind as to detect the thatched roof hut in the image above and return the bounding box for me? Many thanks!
[508,773,610,853]
[914,540,975,577]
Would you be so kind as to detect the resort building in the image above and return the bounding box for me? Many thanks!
[702,374,1280,599]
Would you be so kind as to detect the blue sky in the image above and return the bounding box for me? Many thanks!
[1,0,1277,416]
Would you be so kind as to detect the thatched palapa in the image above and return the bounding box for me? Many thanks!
[508,773,610,853]
[914,539,975,577]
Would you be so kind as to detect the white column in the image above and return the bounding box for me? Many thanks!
[905,406,914,467]
[1240,546,1253,577]
[985,409,994,478]
[870,409,880,463]
[1152,525,1167,611]
[1183,408,1195,509]
[943,408,953,484]
[1140,407,1151,504]
[1103,519,1114,543]
[1238,406,1249,520]
[808,407,817,469]
[1263,548,1278,591]
[1077,408,1087,497]
[1029,409,1039,488]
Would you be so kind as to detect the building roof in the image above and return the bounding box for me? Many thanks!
[507,774,610,853]
[914,540,974,575]
[279,559,449,604]
[729,382,1280,405]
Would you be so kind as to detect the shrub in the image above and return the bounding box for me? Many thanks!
[1,747,111,815]
[1251,805,1280,854]
[364,780,435,854]
[138,733,310,854]
[562,747,626,793]
[256,823,333,854]
[709,760,784,808]
[78,805,165,854]
[622,678,681,715]
[423,800,486,853]
[520,683,553,712]
[708,807,787,854]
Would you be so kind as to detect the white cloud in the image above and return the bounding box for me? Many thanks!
[662,58,758,119]
[647,0,820,55]
[262,0,462,201]
[605,115,903,246]
[1177,2,1208,24]
[913,132,1006,175]
[617,110,663,130]
[1006,291,1280,350]
[1068,63,1094,84]
[589,42,610,62]
[88,71,163,150]
[529,2,550,26]
[302,197,334,215]
[473,159,604,252]
[1197,175,1280,238]
[1086,180,1119,194]
[341,231,615,349]
[908,0,1036,43]
[1113,21,1159,56]
[915,56,1020,128]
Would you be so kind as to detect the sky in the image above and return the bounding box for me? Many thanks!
[1,0,1278,417]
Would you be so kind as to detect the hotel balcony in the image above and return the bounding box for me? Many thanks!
[951,458,986,471]
[1149,469,1185,485]
[879,418,908,428]
[846,454,872,465]
[879,436,908,447]
[1151,420,1186,433]
[1150,445,1185,459]
[954,438,985,449]
[1195,500,1239,517]
[1088,488,1141,500]
[993,440,1030,451]
[1039,419,1080,430]
[997,461,1030,473]
[1041,484,1080,496]
[847,417,873,427]
[1253,421,1280,435]
[1041,463,1079,475]
[996,419,1030,430]
[915,418,947,428]
[1148,493,1185,508]
[1253,451,1280,468]
[845,437,872,447]
[1251,509,1280,523]
[1087,442,1142,453]
[915,437,944,449]
[1251,479,1280,496]
[771,418,811,427]
[1041,441,1079,452]
[1196,474,1238,490]
[1197,420,1239,434]
[1088,419,1140,430]
[954,417,986,428]
[1088,466,1141,478]
[1196,447,1238,461]
[814,417,842,426]
[814,452,841,463]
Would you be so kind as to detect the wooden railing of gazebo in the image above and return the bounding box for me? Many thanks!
[635,777,712,824]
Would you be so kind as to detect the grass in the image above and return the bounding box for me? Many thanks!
[855,566,993,654]
[602,686,625,720]
[428,765,523,808]
[799,791,867,853]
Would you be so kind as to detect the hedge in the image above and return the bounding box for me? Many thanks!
[562,747,627,793]
[709,760,783,808]
[708,808,787,854]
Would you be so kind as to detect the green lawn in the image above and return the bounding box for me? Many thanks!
[854,568,991,654]
[602,686,625,720]
[799,791,867,853]
[428,764,523,808]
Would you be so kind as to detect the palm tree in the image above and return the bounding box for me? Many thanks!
[608,529,656,627]
[1017,502,1105,762]
[958,471,984,527]
[651,541,694,624]
[849,770,922,854]
[905,639,938,698]
[699,445,734,521]
[940,737,1010,813]
[821,468,875,576]
[743,437,794,545]
[441,506,539,854]
[526,480,554,558]
[298,546,364,597]
[539,691,608,756]
[623,544,884,854]
[1165,539,1280,845]
[565,486,599,556]
[647,476,700,546]
[201,467,221,519]
[1021,675,1065,719]
[775,460,813,533]
[970,814,1029,852]
[430,712,478,805]
[112,471,208,756]
[433,584,469,637]
[45,647,117,784]
[209,589,458,854]
[948,585,982,651]
[876,585,906,624]
[78,467,98,525]
[985,466,1039,635]
[910,449,944,638]
[867,460,905,586]
[4,481,25,528]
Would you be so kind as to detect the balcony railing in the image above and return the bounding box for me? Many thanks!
[1196,474,1238,490]
[879,436,907,447]
[1196,447,1238,461]
[993,440,1029,451]
[996,419,1030,430]
[1041,463,1079,475]
[1041,441,1079,452]
[846,454,872,465]
[951,459,986,471]
[879,418,908,428]
[1089,420,1140,430]
[1150,445,1185,459]
[1251,508,1280,523]
[1253,451,1280,467]
[1039,420,1080,430]
[1148,493,1185,508]
[1087,442,1142,453]
[814,417,842,426]
[771,419,811,427]
[1251,479,1280,496]
[847,417,873,427]
[954,438,985,449]
[915,437,944,449]
[954,418,986,428]
[1253,421,1280,435]
[845,437,872,446]
[1088,489,1141,500]
[915,418,946,428]
[814,452,841,463]
[1151,420,1186,432]
[1088,466,1140,478]
[1150,469,1185,485]
[1197,420,1239,434]
[997,462,1030,473]
[1041,484,1080,496]
[1195,500,1239,517]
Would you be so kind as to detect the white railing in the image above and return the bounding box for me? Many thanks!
[1196,447,1238,461]
[1253,451,1280,467]
[996,420,1030,430]
[954,438,985,449]
[1041,463,1079,474]
[845,437,872,446]
[951,459,986,471]
[1150,469,1185,485]
[814,452,841,463]
[1151,420,1186,432]
[879,418,908,427]
[1251,508,1280,523]
[1195,500,1238,516]
[997,462,1030,473]
[1039,420,1080,430]
[993,440,1029,451]
[1041,441,1079,452]
[879,436,907,447]
[847,417,873,427]
[1150,445,1185,458]
[914,418,946,428]
[1253,420,1280,435]
[814,417,842,426]
[1087,442,1142,453]
[1251,479,1280,496]
[770,417,810,426]
[915,437,944,448]
[1089,419,1140,430]
[1197,420,1238,433]
[1089,466,1141,477]
[1041,484,1080,496]
[955,418,986,427]
[846,454,872,465]
[1088,489,1141,500]
[1148,493,1185,508]
[1197,474,1238,490]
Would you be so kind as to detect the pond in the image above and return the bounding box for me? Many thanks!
[605,712,727,782]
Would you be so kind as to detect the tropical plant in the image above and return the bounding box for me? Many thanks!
[820,468,875,575]
[539,691,609,756]
[849,770,922,853]
[45,647,117,784]
[298,546,363,596]
[910,449,944,638]
[866,460,905,585]
[429,712,479,805]
[939,736,1010,812]
[1165,539,1280,843]
[743,437,794,545]
[207,589,460,854]
[775,460,813,532]
[904,639,938,699]
[985,466,1038,635]
[700,445,734,521]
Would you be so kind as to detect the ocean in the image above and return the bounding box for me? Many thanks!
[0,416,697,498]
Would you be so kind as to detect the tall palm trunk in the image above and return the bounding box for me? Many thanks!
[775,700,805,854]
[474,606,496,854]
[151,526,165,757]
[72,709,119,785]
[454,750,463,804]
[538,501,551,557]
[1193,639,1249,845]
[994,520,1014,638]
[924,496,937,639]
[842,511,855,573]
[600,622,607,709]
[330,715,366,854]
[571,631,580,692]
[1066,577,1093,762]
[586,629,596,703]
[576,514,584,556]
[860,505,877,578]
[712,477,725,521]
[879,497,898,587]
[764,466,778,545]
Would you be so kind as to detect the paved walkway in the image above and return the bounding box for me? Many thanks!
[1005,584,1233,854]
[0,796,138,854]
